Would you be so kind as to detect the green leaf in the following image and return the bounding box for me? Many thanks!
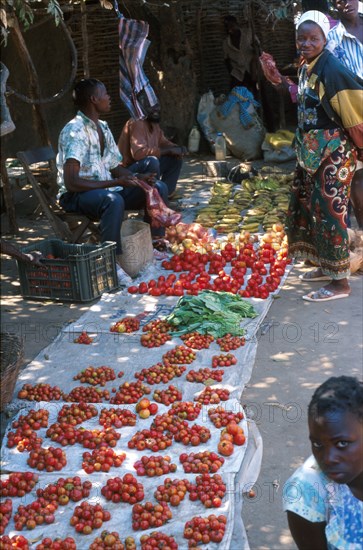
[166,290,256,338]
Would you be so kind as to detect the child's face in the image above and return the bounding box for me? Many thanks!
[308,410,363,486]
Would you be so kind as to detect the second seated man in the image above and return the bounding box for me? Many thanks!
[118,102,187,200]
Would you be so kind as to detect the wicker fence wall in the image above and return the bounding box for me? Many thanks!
[66,4,128,140]
[3,0,297,156]
[67,0,296,138]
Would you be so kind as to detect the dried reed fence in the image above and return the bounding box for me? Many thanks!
[64,0,296,137]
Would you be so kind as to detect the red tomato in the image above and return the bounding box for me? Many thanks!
[173,288,184,296]
[128,286,138,294]
[254,261,264,271]
[239,290,251,298]
[138,282,148,294]
[149,288,162,296]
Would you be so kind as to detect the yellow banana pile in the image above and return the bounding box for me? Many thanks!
[195,172,294,234]
[241,172,293,232]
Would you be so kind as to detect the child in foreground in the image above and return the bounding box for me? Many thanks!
[283,376,363,549]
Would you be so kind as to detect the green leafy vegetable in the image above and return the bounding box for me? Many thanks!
[166,290,257,338]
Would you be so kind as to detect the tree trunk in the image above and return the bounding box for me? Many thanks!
[10,15,52,147]
[80,0,90,78]
[148,3,197,143]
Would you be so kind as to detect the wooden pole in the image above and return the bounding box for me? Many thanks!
[80,0,90,78]
[249,0,276,132]
[1,156,18,234]
[10,15,52,147]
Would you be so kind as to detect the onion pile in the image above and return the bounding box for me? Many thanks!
[166,223,213,254]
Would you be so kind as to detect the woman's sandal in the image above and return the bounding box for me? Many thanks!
[302,288,350,302]
[299,270,331,282]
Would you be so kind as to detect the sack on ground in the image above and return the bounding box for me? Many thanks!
[209,103,265,160]
[348,228,363,250]
[119,220,154,278]
[350,249,363,274]
[197,91,218,152]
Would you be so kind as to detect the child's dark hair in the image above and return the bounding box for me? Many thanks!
[308,376,363,421]
[73,79,103,108]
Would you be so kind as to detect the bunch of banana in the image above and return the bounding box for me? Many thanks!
[254,177,280,191]
[211,181,233,197]
[209,196,229,206]
[247,207,266,218]
[242,179,257,193]
[195,205,222,227]
[214,204,242,233]
[276,198,289,209]
[214,222,241,233]
[277,190,289,198]
[253,191,273,211]
[240,221,261,233]
[233,189,252,209]
[276,173,294,185]
[263,207,287,231]
[217,205,241,216]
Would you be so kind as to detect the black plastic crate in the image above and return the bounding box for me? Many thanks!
[17,240,118,302]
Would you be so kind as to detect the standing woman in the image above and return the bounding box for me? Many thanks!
[328,0,363,229]
[287,10,363,302]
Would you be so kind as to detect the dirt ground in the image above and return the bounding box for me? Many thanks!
[1,156,362,550]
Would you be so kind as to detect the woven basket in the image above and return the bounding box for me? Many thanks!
[0,333,24,410]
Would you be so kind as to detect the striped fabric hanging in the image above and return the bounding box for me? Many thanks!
[118,16,158,119]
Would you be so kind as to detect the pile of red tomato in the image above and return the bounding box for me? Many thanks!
[128,243,289,299]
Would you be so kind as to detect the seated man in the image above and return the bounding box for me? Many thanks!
[56,78,169,285]
[118,103,187,199]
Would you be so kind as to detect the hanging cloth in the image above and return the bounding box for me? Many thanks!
[118,17,158,119]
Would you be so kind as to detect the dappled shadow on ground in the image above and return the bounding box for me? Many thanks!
[242,263,362,550]
[0,157,220,368]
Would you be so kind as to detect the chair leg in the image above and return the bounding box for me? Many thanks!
[69,220,92,243]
